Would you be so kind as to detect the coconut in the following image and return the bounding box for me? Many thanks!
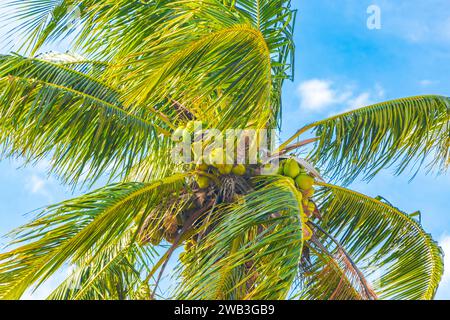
[277,161,285,175]
[209,148,224,166]
[196,175,210,189]
[218,164,233,175]
[283,159,301,178]
[196,162,209,171]
[179,252,187,264]
[303,187,315,199]
[307,201,316,213]
[232,164,246,176]
[185,239,196,251]
[173,126,186,138]
[295,174,315,190]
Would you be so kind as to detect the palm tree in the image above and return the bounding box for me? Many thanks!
[0,0,448,300]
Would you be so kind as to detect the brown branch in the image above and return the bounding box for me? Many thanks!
[150,199,216,299]
[308,221,378,300]
[271,138,319,157]
[329,271,346,300]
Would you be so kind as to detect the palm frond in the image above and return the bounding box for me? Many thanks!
[3,1,296,130]
[48,230,156,300]
[1,1,173,59]
[1,0,76,54]
[233,0,296,126]
[314,182,444,300]
[0,174,189,299]
[294,227,377,300]
[115,11,275,130]
[35,51,109,77]
[176,175,304,300]
[280,95,450,184]
[0,54,173,185]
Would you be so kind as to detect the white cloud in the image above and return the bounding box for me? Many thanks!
[27,175,46,194]
[377,0,450,44]
[296,79,352,111]
[25,173,54,202]
[297,79,385,114]
[347,92,372,110]
[20,159,57,202]
[419,79,438,87]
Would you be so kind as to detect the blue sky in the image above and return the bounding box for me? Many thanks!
[0,0,449,299]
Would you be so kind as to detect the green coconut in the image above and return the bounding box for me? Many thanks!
[283,159,301,178]
[277,164,285,175]
[184,239,196,251]
[196,175,210,189]
[218,164,233,175]
[277,161,285,175]
[303,187,315,199]
[307,201,316,213]
[232,164,246,176]
[173,126,186,138]
[196,162,209,171]
[295,174,315,190]
[209,148,224,166]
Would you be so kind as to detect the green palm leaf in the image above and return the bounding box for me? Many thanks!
[232,0,296,125]
[176,175,304,300]
[2,1,173,59]
[0,173,189,299]
[113,3,275,130]
[314,182,444,300]
[48,231,156,300]
[3,1,296,130]
[0,54,173,185]
[280,95,450,184]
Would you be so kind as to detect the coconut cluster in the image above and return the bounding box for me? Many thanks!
[277,159,316,241]
[140,122,317,257]
[195,148,247,189]
[141,158,319,263]
[174,121,250,188]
